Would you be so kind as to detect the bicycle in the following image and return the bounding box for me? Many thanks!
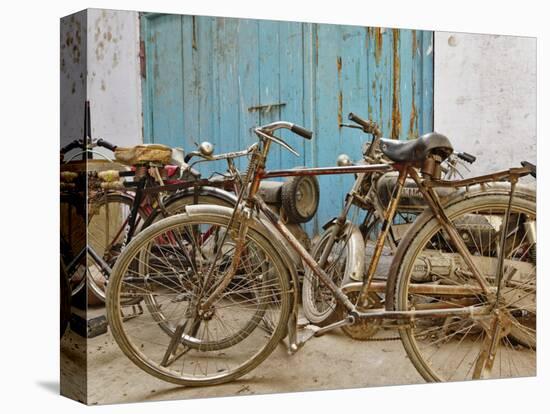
[106,120,536,385]
[60,137,247,302]
[302,114,536,335]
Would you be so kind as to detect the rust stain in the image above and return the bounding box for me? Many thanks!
[337,56,343,127]
[390,29,401,139]
[95,41,105,61]
[408,31,419,138]
[369,27,383,64]
[338,91,343,126]
[63,22,81,65]
[75,21,81,45]
[409,67,418,137]
[408,93,418,139]
[379,95,383,129]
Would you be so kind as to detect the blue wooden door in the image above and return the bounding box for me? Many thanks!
[141,14,434,233]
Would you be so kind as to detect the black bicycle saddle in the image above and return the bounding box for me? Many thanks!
[379,132,454,163]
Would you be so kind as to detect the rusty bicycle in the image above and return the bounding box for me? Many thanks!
[60,136,247,302]
[106,119,536,385]
[301,114,536,336]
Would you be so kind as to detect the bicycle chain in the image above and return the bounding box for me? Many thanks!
[362,334,401,342]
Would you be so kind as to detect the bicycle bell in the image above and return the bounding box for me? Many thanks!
[336,153,353,167]
[199,141,214,157]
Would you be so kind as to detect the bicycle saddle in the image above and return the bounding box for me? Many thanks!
[379,132,453,163]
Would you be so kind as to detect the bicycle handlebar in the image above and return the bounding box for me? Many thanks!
[61,138,118,155]
[185,145,255,164]
[290,124,313,139]
[348,113,382,138]
[60,139,82,154]
[259,121,313,140]
[456,152,476,164]
[521,161,536,178]
[96,139,117,152]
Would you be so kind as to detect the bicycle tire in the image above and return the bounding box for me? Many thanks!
[393,193,536,382]
[106,210,292,386]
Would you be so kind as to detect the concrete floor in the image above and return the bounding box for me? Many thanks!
[61,313,424,405]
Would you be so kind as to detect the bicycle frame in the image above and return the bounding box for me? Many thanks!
[198,131,534,337]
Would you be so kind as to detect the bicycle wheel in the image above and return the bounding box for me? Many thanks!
[87,193,143,302]
[394,193,536,382]
[302,222,358,326]
[60,259,72,337]
[60,194,87,296]
[106,209,292,386]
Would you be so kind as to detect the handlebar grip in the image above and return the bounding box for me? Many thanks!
[60,139,82,154]
[457,152,476,164]
[521,161,536,178]
[290,124,313,140]
[97,139,117,152]
[184,153,193,163]
[348,112,369,128]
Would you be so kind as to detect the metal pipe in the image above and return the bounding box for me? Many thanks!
[261,163,393,179]
[355,304,489,320]
[358,165,407,308]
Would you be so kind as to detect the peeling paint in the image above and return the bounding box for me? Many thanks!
[390,29,401,139]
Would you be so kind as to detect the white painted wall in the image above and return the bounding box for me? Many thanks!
[60,9,142,155]
[60,11,87,147]
[434,32,536,178]
[87,9,142,150]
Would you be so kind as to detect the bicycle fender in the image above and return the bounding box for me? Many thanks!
[142,186,238,229]
[321,221,365,283]
[164,185,238,207]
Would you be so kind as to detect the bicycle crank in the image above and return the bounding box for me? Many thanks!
[338,287,382,340]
